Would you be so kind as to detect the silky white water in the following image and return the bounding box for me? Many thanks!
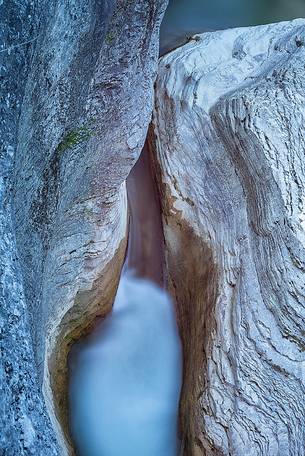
[68,272,182,456]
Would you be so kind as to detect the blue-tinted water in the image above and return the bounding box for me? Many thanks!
[68,274,182,456]
[161,0,305,54]
[68,146,182,456]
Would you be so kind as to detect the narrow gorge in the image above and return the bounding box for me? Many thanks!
[1,1,305,456]
[67,146,182,456]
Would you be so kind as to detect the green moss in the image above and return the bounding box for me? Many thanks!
[105,32,115,44]
[57,126,94,153]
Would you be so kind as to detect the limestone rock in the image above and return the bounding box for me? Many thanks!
[152,19,305,456]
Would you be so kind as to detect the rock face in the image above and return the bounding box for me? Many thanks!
[1,0,167,454]
[152,19,305,456]
[2,4,305,455]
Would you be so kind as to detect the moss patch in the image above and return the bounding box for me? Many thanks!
[57,126,94,153]
[105,32,115,44]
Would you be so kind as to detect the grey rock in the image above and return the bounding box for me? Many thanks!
[1,0,167,453]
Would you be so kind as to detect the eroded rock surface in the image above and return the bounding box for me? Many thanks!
[152,19,305,456]
[1,0,167,454]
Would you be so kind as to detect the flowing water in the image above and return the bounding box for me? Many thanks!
[68,147,182,456]
[68,274,182,456]
[68,1,305,455]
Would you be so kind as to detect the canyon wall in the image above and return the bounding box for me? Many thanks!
[152,19,305,456]
[0,0,167,454]
[2,3,305,455]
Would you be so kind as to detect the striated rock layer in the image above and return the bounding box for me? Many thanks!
[151,19,305,456]
[1,0,167,454]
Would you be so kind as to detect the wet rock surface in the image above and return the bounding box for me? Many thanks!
[152,19,305,456]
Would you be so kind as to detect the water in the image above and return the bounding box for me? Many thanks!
[68,273,182,456]
[160,0,305,54]
[124,143,164,286]
[68,146,182,455]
